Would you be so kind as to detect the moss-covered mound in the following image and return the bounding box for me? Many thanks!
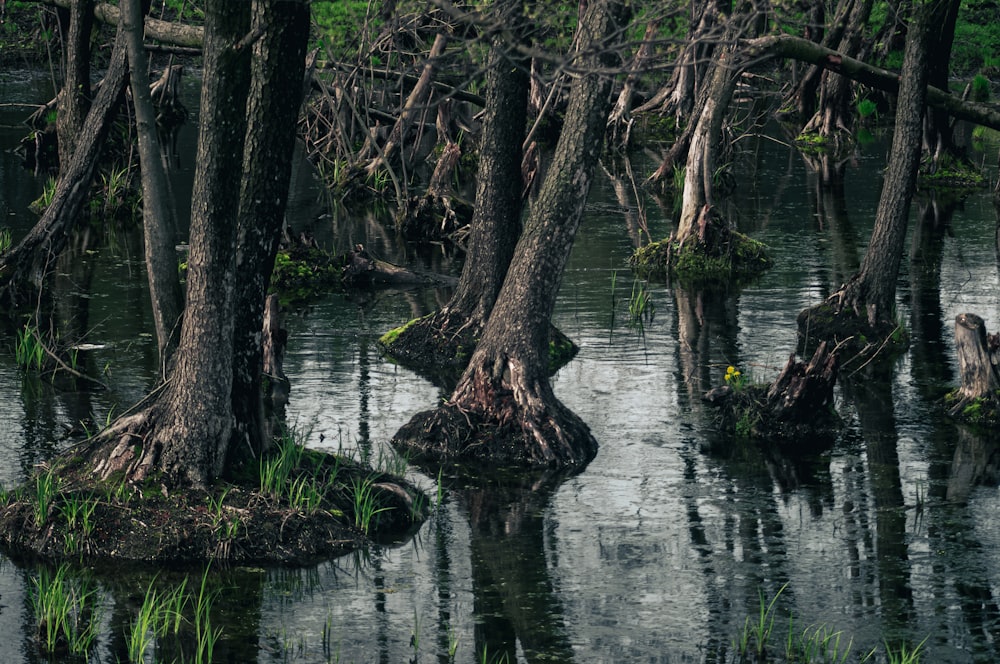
[944,390,1000,427]
[630,226,772,285]
[0,443,427,566]
[378,313,578,389]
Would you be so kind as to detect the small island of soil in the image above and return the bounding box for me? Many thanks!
[0,440,427,566]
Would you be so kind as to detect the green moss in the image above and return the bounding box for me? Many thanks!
[378,315,427,349]
[547,333,579,374]
[270,247,345,302]
[918,155,987,189]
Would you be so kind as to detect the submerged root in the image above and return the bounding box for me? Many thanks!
[392,358,596,469]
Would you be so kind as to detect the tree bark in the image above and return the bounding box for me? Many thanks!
[123,0,184,374]
[137,0,252,486]
[798,0,932,356]
[393,0,629,469]
[799,0,873,140]
[230,0,310,465]
[0,21,128,308]
[56,0,94,167]
[742,34,1000,132]
[38,0,204,47]
[950,313,1000,415]
[378,0,529,377]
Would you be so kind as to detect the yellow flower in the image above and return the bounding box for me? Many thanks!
[726,366,735,374]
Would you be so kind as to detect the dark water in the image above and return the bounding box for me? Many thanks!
[2,68,1000,663]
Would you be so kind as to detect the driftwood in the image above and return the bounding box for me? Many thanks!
[396,141,471,241]
[342,245,457,288]
[765,341,839,421]
[948,313,1000,419]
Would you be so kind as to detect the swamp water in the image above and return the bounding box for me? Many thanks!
[2,69,1000,662]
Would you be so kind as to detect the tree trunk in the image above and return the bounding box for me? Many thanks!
[0,21,128,308]
[607,16,661,148]
[230,0,310,465]
[921,0,961,171]
[949,313,1000,415]
[378,0,529,377]
[56,0,95,167]
[676,46,740,242]
[123,0,184,374]
[798,0,932,356]
[134,0,252,487]
[392,0,629,469]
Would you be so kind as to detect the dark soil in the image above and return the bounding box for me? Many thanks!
[0,450,427,566]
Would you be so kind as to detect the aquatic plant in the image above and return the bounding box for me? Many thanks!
[884,636,927,664]
[193,567,222,664]
[351,474,392,534]
[0,226,11,253]
[32,466,59,527]
[31,564,103,657]
[15,323,46,371]
[259,433,305,499]
[127,574,189,663]
[734,582,787,660]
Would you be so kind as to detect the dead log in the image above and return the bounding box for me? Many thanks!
[396,141,471,241]
[765,340,839,421]
[948,313,1000,418]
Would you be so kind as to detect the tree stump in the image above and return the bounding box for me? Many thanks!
[948,313,1000,420]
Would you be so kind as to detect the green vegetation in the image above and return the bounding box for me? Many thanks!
[732,583,930,663]
[31,564,102,657]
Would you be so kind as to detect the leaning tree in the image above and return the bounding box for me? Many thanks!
[392,0,630,469]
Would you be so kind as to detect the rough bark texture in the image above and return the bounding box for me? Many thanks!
[137,0,252,487]
[379,0,529,379]
[798,2,931,359]
[56,0,94,167]
[124,0,183,373]
[392,0,629,469]
[743,34,1000,132]
[230,0,309,465]
[948,313,1000,418]
[676,46,740,242]
[0,22,128,308]
[921,0,961,170]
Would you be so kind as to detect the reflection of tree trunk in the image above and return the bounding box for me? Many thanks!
[673,285,738,407]
[947,427,1000,504]
[801,151,859,287]
[462,473,575,663]
[846,369,914,631]
[908,193,955,392]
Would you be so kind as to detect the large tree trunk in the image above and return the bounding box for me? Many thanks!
[230,0,310,465]
[392,0,629,469]
[0,21,128,308]
[798,0,932,359]
[139,0,252,486]
[123,0,184,373]
[56,0,95,167]
[378,0,529,379]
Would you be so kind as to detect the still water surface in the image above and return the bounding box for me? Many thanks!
[2,69,1000,662]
